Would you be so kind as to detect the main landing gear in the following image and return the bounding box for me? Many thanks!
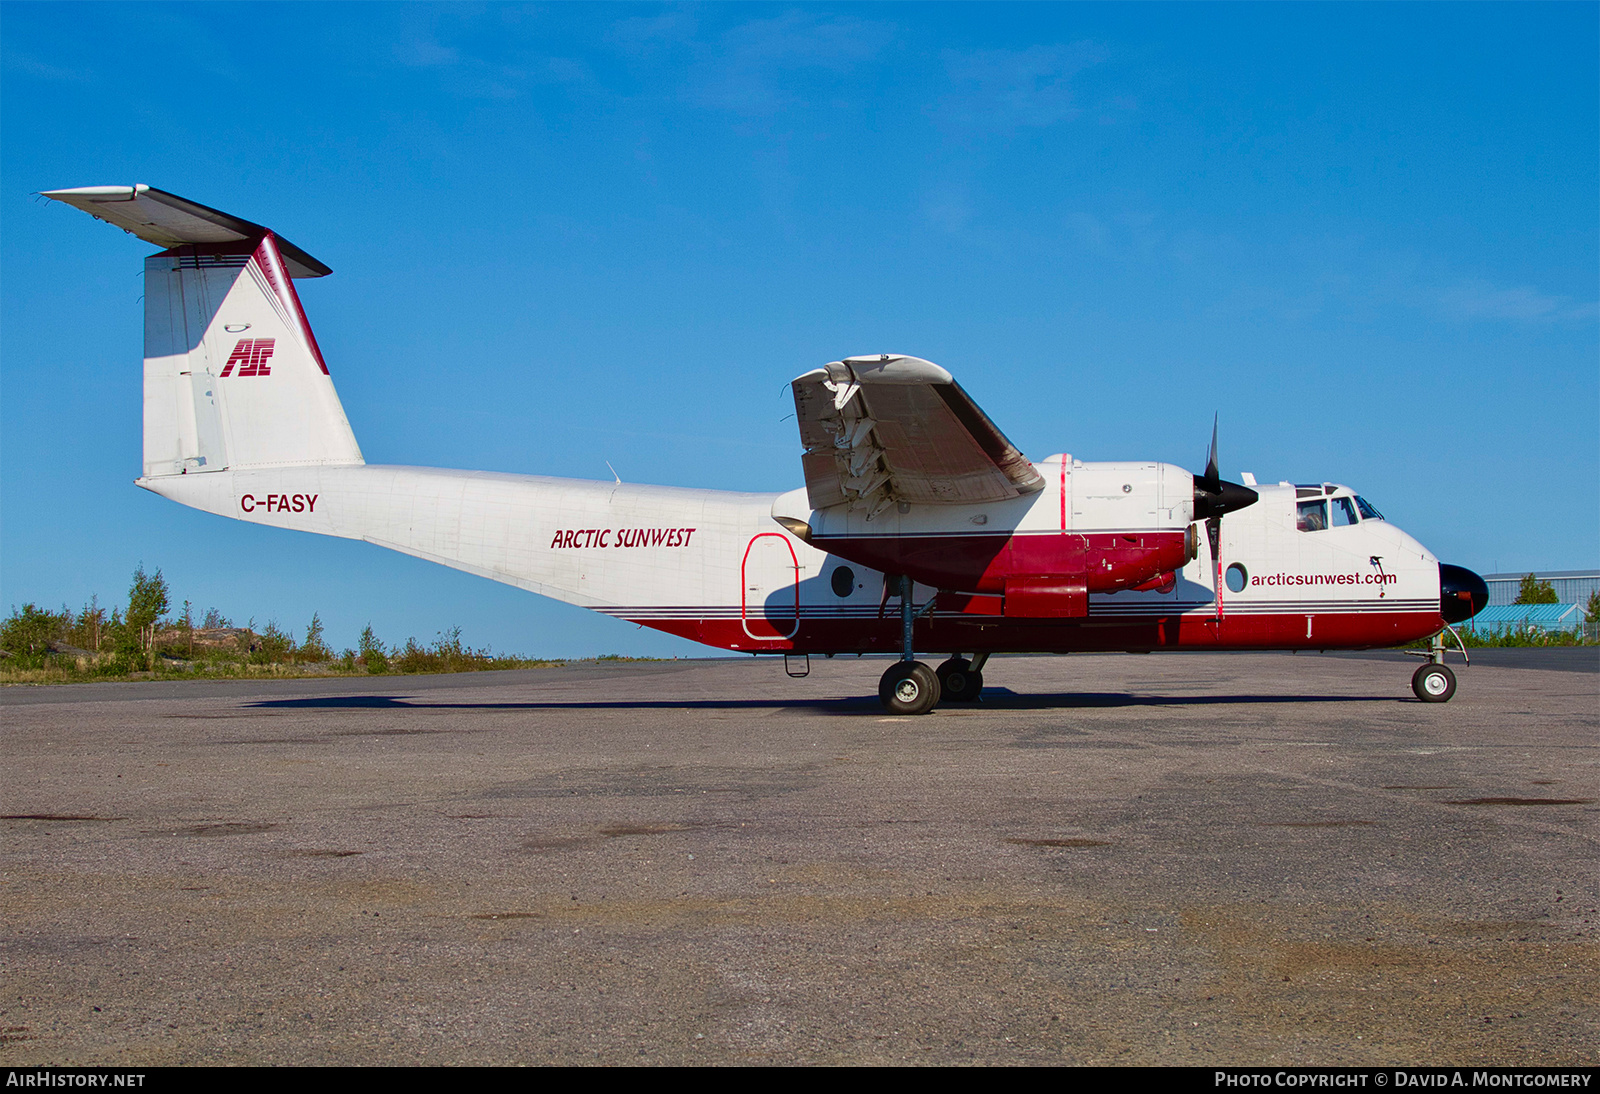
[1407,626,1467,703]
[879,660,940,715]
[936,655,985,703]
[876,575,987,713]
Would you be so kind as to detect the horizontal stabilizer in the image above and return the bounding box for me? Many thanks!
[43,184,330,278]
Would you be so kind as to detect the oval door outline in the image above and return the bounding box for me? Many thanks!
[741,532,800,640]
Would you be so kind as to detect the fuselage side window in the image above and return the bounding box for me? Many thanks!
[1332,496,1358,527]
[1296,499,1328,532]
[1354,496,1384,521]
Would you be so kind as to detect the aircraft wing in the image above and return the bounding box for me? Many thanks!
[42,184,330,278]
[791,355,1046,515]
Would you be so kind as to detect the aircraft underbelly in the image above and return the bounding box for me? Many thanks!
[634,608,1442,654]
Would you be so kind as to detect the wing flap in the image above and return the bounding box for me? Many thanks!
[791,355,1045,515]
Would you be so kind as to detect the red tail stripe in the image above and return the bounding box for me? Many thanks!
[252,233,329,375]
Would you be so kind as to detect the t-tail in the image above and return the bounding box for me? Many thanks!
[44,185,363,478]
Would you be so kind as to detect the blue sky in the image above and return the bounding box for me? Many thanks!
[3,2,1595,657]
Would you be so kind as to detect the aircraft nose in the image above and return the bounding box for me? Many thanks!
[1440,564,1489,623]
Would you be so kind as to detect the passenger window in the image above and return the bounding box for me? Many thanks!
[831,566,856,598]
[1332,497,1358,527]
[1296,500,1328,532]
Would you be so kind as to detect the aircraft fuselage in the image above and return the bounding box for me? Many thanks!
[144,459,1443,656]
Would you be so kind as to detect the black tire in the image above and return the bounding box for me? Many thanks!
[879,661,941,715]
[1411,663,1456,703]
[936,657,984,703]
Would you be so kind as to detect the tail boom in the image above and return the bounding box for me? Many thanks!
[143,465,782,613]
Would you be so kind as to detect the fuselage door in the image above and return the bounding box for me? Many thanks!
[741,533,800,640]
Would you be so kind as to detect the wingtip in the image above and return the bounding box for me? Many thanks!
[42,184,150,201]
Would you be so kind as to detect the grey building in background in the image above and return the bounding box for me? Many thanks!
[1480,570,1600,608]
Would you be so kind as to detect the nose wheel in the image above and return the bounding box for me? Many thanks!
[1412,663,1456,703]
[1406,628,1466,702]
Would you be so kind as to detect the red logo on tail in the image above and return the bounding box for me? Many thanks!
[220,338,276,377]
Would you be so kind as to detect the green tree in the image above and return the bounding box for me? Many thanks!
[300,612,333,663]
[72,595,106,653]
[1585,591,1600,625]
[1514,573,1559,605]
[359,624,388,674]
[1,604,64,664]
[252,620,295,665]
[126,565,171,669]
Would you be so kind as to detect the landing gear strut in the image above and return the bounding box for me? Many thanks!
[877,575,942,714]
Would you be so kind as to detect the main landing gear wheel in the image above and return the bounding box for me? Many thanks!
[880,661,941,715]
[936,657,984,703]
[1412,663,1457,703]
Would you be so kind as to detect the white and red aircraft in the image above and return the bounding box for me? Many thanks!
[46,185,1489,712]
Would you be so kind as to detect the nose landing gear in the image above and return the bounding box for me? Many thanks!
[1406,625,1468,703]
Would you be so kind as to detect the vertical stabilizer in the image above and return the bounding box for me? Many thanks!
[44,185,363,477]
[142,234,362,475]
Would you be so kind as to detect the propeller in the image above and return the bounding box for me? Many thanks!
[1192,415,1259,619]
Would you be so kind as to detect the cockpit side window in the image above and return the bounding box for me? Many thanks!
[1354,496,1384,521]
[1296,499,1328,532]
[1332,497,1358,527]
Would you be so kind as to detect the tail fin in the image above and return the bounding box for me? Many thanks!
[44,185,363,477]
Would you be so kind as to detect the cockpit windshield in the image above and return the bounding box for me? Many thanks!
[1296,488,1383,529]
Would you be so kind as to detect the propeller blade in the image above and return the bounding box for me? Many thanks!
[1192,415,1247,621]
[1207,515,1224,620]
[1192,413,1258,521]
[1204,414,1219,492]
